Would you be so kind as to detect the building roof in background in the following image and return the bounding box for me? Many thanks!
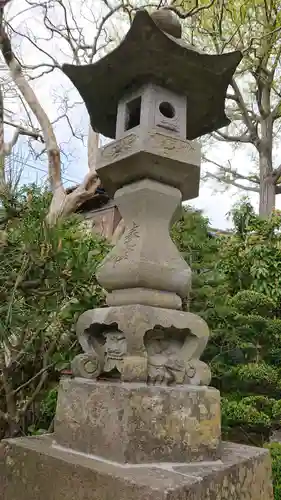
[66,184,110,212]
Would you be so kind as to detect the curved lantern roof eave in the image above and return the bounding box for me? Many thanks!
[62,9,242,140]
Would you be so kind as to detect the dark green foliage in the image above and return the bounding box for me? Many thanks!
[219,202,281,301]
[173,203,281,451]
[267,443,281,500]
[28,387,58,435]
[205,203,281,447]
[171,206,224,318]
[229,290,276,317]
[0,185,109,438]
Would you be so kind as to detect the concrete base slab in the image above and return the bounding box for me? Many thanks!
[0,437,273,500]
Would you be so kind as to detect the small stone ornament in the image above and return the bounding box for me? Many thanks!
[146,330,211,386]
[103,331,127,375]
[71,353,102,379]
[72,328,127,380]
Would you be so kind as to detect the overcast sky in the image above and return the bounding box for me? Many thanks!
[7,0,279,230]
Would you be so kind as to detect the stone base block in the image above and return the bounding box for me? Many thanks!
[54,378,221,463]
[0,437,273,500]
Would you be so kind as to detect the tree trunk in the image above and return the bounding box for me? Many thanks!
[259,115,274,217]
[259,152,275,217]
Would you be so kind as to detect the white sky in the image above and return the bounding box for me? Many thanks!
[4,0,277,230]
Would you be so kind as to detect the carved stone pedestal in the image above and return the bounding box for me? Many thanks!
[73,305,212,385]
[0,437,273,500]
[54,378,221,463]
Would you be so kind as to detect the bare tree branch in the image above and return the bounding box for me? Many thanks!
[203,155,260,184]
[0,25,63,191]
[4,120,43,140]
[167,0,217,19]
[206,171,259,192]
[213,129,252,143]
[230,79,259,141]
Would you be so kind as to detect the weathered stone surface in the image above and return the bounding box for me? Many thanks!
[115,84,187,140]
[71,353,103,379]
[62,10,242,141]
[75,305,211,385]
[151,9,182,39]
[54,379,221,463]
[96,180,192,300]
[97,131,200,201]
[106,287,182,310]
[0,437,273,500]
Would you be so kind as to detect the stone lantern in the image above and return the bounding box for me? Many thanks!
[0,9,273,500]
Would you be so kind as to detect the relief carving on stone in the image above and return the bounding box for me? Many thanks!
[103,331,127,375]
[145,329,186,385]
[99,221,140,267]
[71,326,127,380]
[72,318,210,386]
[145,327,211,386]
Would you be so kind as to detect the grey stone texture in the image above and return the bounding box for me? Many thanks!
[150,9,182,39]
[96,180,192,301]
[75,305,211,385]
[0,437,273,500]
[96,132,200,201]
[0,10,272,500]
[106,287,183,310]
[62,10,242,141]
[54,379,221,463]
[115,84,187,140]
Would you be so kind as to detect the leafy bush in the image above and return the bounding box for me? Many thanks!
[267,443,281,500]
[222,398,271,433]
[219,202,281,302]
[175,202,281,448]
[202,202,281,446]
[171,206,224,317]
[229,290,276,317]
[0,185,109,438]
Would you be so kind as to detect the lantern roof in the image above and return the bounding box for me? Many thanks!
[62,9,242,140]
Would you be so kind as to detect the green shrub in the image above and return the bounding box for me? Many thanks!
[222,398,272,430]
[175,201,281,449]
[0,185,109,438]
[266,443,281,499]
[229,290,276,317]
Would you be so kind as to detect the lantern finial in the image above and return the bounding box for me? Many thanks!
[150,8,182,39]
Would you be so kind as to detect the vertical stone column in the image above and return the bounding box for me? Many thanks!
[98,179,191,310]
